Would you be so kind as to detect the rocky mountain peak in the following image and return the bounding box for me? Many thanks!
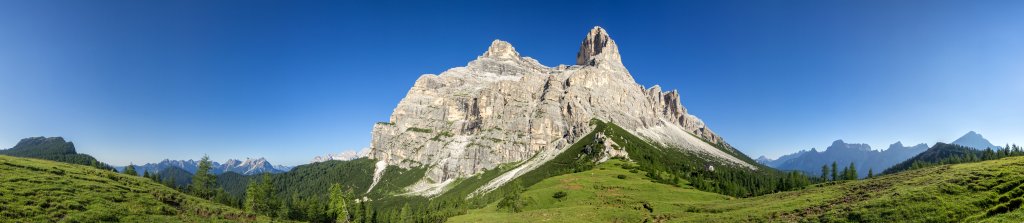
[953,131,1000,150]
[577,26,622,67]
[481,39,520,60]
[889,141,904,149]
[368,26,750,197]
[828,139,872,152]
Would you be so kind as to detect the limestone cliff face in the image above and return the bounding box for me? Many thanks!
[369,27,749,189]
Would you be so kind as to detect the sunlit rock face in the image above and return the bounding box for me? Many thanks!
[369,26,747,191]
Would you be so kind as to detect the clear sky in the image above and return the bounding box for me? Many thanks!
[1,0,1022,166]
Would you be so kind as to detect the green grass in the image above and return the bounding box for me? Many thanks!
[450,156,1024,222]
[0,155,271,222]
[448,159,729,222]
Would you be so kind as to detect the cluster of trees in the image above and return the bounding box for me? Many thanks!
[600,121,813,197]
[820,161,869,181]
[884,143,1024,174]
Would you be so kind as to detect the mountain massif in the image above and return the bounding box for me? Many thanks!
[367,26,757,196]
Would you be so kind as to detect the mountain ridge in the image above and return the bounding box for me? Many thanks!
[769,139,928,178]
[121,157,287,176]
[366,26,756,196]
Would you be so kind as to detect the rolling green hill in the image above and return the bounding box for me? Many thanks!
[450,156,1024,222]
[0,155,271,222]
[0,136,113,170]
[884,143,1024,175]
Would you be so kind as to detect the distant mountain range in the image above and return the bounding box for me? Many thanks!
[310,149,367,163]
[952,131,1002,150]
[761,131,1003,179]
[761,140,929,179]
[117,157,291,176]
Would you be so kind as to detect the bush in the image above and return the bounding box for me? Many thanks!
[617,175,627,179]
[552,191,567,201]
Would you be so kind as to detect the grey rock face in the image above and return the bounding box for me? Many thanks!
[369,26,743,188]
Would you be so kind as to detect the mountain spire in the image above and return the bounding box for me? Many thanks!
[481,39,521,59]
[576,26,622,67]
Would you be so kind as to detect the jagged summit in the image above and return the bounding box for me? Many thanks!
[369,26,750,197]
[576,26,622,68]
[481,39,520,59]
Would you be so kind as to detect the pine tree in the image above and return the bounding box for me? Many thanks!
[400,204,411,222]
[839,166,848,181]
[276,201,291,220]
[821,165,829,181]
[831,161,838,181]
[124,164,137,176]
[329,183,349,222]
[364,201,374,223]
[848,162,858,180]
[867,168,874,178]
[190,155,217,199]
[244,174,273,215]
[142,169,150,178]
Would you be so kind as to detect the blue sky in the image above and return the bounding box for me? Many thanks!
[1,0,1022,166]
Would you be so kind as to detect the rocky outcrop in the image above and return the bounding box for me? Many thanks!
[368,26,751,195]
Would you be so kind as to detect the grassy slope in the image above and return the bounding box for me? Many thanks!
[448,159,730,222]
[0,155,270,222]
[450,157,1024,222]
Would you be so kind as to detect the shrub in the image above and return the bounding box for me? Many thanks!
[617,175,627,179]
[552,191,567,201]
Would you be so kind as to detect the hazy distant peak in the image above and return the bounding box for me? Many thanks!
[952,131,1000,150]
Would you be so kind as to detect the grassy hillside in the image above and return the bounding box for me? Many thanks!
[0,136,113,170]
[0,155,270,222]
[450,156,1024,222]
[448,159,731,222]
[884,143,1024,175]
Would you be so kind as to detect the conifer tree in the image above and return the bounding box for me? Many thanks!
[831,161,838,181]
[124,164,137,176]
[867,168,874,178]
[329,183,349,222]
[400,204,411,222]
[848,162,858,180]
[821,165,829,181]
[190,155,217,199]
[244,174,274,215]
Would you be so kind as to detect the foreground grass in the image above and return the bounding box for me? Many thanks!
[0,155,271,222]
[450,157,1024,222]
